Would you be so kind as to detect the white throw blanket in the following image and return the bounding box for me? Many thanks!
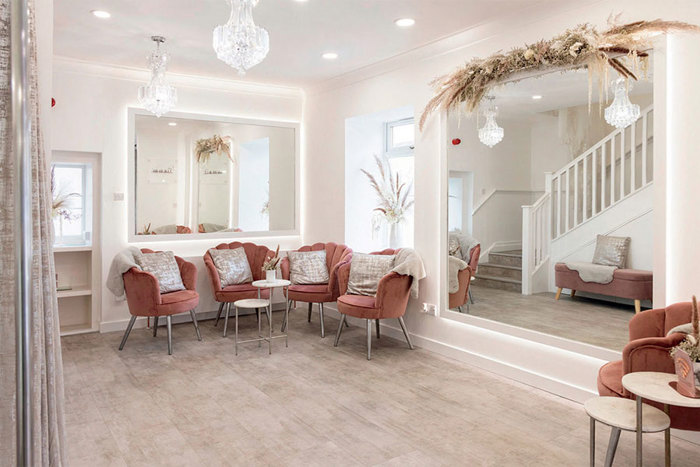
[448,255,469,294]
[391,248,426,298]
[106,247,142,300]
[565,262,617,284]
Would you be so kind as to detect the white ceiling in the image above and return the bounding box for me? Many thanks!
[54,0,582,88]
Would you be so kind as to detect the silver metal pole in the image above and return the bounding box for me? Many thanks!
[11,0,33,465]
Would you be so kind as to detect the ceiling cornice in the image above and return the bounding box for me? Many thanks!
[53,55,305,100]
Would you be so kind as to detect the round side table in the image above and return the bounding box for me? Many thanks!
[232,298,271,355]
[622,371,700,467]
[252,279,291,350]
[584,396,669,467]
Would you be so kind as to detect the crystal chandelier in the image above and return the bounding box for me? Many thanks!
[213,0,270,75]
[137,36,177,118]
[604,78,640,129]
[478,96,504,148]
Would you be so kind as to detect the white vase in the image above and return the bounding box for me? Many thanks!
[387,222,401,249]
[266,270,276,282]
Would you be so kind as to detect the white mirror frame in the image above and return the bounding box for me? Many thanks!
[127,108,301,243]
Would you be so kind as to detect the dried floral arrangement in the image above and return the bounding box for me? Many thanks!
[361,155,414,231]
[420,18,699,130]
[262,245,281,271]
[140,223,155,235]
[51,167,81,221]
[671,296,700,362]
[194,135,232,163]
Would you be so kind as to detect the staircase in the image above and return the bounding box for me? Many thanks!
[475,250,522,293]
[521,104,654,295]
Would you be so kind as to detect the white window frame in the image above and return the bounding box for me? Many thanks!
[384,117,415,158]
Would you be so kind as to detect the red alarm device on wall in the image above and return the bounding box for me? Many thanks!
[451,138,461,145]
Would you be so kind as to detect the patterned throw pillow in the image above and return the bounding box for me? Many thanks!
[208,247,254,287]
[347,253,396,296]
[288,250,329,285]
[448,235,462,257]
[592,235,631,268]
[135,251,185,294]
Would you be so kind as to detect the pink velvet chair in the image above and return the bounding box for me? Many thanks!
[597,302,700,431]
[280,242,352,337]
[334,248,414,360]
[203,242,273,336]
[119,249,201,355]
[449,244,480,311]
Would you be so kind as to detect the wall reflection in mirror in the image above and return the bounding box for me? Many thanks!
[132,112,296,237]
[446,62,654,352]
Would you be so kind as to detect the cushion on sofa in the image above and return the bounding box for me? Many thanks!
[592,235,631,268]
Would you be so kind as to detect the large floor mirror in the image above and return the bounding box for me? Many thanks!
[128,110,298,240]
[445,60,654,353]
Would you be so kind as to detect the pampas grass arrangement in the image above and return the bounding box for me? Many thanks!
[420,18,699,130]
[361,155,414,231]
[194,135,232,163]
[51,167,80,221]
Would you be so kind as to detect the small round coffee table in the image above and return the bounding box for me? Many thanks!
[584,396,669,467]
[252,279,291,350]
[232,298,271,355]
[622,371,700,467]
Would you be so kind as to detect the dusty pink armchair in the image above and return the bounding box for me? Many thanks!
[597,302,700,431]
[203,242,273,336]
[120,248,201,355]
[280,242,352,337]
[334,248,414,360]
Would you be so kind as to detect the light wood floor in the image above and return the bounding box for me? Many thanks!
[466,284,633,351]
[62,308,700,466]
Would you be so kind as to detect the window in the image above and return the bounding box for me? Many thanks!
[52,162,93,246]
[385,118,415,156]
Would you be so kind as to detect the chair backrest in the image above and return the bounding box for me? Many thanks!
[203,242,272,286]
[468,244,480,274]
[337,248,402,296]
[629,302,693,341]
[293,242,352,271]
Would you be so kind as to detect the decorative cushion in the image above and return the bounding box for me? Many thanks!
[208,247,253,287]
[288,250,329,285]
[448,235,462,257]
[135,251,185,294]
[592,235,630,268]
[347,253,396,296]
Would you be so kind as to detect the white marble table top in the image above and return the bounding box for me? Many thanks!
[252,279,291,288]
[622,371,700,408]
[234,298,270,309]
[584,396,670,432]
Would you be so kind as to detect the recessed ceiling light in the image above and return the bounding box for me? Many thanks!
[322,52,338,60]
[168,122,177,126]
[532,95,543,100]
[395,18,415,27]
[91,10,111,19]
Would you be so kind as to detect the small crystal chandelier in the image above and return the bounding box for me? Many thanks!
[478,96,504,148]
[604,78,640,129]
[213,0,270,75]
[137,36,177,118]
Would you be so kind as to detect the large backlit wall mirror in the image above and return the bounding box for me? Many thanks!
[445,58,654,353]
[128,110,298,240]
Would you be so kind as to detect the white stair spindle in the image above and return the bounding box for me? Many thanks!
[610,135,615,205]
[565,169,570,233]
[642,112,648,185]
[630,118,636,192]
[556,175,562,238]
[592,148,597,216]
[574,161,579,227]
[583,153,588,221]
[620,128,625,199]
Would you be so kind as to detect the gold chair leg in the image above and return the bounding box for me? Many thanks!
[555,288,562,300]
[634,299,641,314]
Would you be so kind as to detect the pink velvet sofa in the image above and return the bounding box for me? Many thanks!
[449,244,480,311]
[597,302,700,431]
[555,263,652,313]
[120,248,201,355]
[334,248,414,360]
[204,242,273,335]
[280,242,352,337]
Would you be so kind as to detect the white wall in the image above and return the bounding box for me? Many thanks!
[51,59,303,328]
[302,0,700,402]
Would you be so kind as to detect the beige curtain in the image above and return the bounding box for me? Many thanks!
[0,0,67,465]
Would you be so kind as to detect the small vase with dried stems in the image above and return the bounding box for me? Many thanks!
[262,245,281,281]
[671,295,700,385]
[361,154,414,248]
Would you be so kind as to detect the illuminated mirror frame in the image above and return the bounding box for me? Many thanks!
[127,108,300,243]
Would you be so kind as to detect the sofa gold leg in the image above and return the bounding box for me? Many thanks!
[555,288,562,300]
[634,299,641,314]
[570,290,576,299]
